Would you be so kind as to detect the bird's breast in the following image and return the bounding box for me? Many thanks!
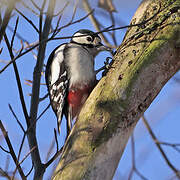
[66,45,96,87]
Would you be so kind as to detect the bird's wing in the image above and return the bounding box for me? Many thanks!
[45,44,69,133]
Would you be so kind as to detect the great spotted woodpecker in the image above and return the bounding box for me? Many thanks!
[45,29,112,134]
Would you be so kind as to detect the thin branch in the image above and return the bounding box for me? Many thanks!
[109,12,117,46]
[18,146,36,169]
[0,59,8,64]
[0,120,26,179]
[17,134,26,165]
[44,129,62,168]
[52,9,94,37]
[8,104,25,133]
[39,93,49,102]
[71,0,79,23]
[45,147,63,168]
[30,0,41,11]
[36,104,50,121]
[39,0,47,41]
[142,115,180,178]
[4,32,30,127]
[5,155,10,172]
[25,164,34,178]
[10,17,19,49]
[20,1,39,16]
[52,1,69,17]
[54,129,59,152]
[82,0,111,46]
[0,167,11,180]
[12,146,36,179]
[0,145,10,154]
[15,8,39,33]
[128,135,135,180]
[0,0,16,44]
[156,141,180,153]
[45,139,55,162]
[7,25,37,51]
[128,134,148,180]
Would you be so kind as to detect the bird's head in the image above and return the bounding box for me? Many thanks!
[70,29,112,56]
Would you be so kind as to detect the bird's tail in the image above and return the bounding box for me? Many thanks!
[57,111,63,134]
[68,106,72,132]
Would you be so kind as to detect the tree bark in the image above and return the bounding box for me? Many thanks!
[52,0,180,179]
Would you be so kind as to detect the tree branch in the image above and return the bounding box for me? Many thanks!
[52,0,180,179]
[142,115,180,178]
[0,120,26,179]
[27,0,55,179]
[0,0,16,44]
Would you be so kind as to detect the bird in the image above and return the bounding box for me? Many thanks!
[45,29,112,135]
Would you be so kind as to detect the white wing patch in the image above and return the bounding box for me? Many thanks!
[50,44,67,85]
[46,44,69,132]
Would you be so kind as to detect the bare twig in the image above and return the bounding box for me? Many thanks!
[4,30,30,127]
[54,129,59,152]
[0,59,9,64]
[39,93,49,102]
[44,129,62,168]
[0,145,10,154]
[39,0,47,40]
[0,120,26,179]
[128,134,147,180]
[30,0,41,11]
[53,1,69,17]
[13,146,36,178]
[0,167,11,180]
[51,2,69,36]
[52,9,94,37]
[36,104,50,121]
[19,147,36,168]
[0,0,16,44]
[5,156,10,172]
[45,147,63,168]
[7,25,32,46]
[109,12,117,46]
[82,0,111,46]
[142,115,180,178]
[25,164,34,178]
[8,104,25,133]
[20,0,39,16]
[156,141,180,153]
[45,139,55,162]
[15,8,39,33]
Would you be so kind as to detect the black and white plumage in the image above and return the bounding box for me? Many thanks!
[45,29,112,134]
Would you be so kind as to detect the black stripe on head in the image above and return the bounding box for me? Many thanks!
[72,29,100,40]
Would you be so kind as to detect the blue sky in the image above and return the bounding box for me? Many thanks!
[0,0,179,179]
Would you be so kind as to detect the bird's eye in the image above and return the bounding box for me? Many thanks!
[86,37,92,42]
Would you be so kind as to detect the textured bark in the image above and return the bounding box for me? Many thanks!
[53,0,180,179]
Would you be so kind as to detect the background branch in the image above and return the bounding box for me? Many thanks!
[142,115,180,178]
[27,0,56,179]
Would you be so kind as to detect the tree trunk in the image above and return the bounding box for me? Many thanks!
[52,0,180,179]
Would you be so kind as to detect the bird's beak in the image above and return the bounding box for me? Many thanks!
[97,42,114,55]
